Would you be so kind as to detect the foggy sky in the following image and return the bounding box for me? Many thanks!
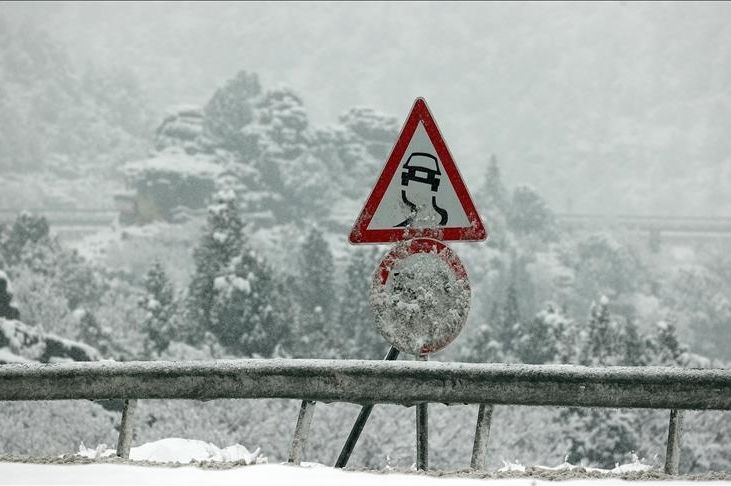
[2,1,730,215]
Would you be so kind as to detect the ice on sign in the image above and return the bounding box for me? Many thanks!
[370,238,471,355]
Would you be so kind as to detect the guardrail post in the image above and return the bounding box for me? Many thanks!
[288,400,316,465]
[335,346,400,468]
[470,403,493,470]
[116,399,137,459]
[416,353,429,471]
[664,409,683,475]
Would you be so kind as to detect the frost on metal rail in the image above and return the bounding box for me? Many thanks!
[1,359,730,473]
[1,359,730,409]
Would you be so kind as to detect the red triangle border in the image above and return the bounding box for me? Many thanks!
[349,98,487,244]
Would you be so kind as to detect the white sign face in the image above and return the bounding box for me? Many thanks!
[368,122,471,230]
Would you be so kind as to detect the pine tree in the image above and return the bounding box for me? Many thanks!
[495,257,521,357]
[561,406,641,468]
[649,320,687,366]
[77,309,114,358]
[139,262,176,357]
[464,320,503,363]
[294,228,336,356]
[476,155,509,248]
[187,190,245,341]
[204,70,261,151]
[209,248,289,357]
[338,248,385,358]
[515,305,563,364]
[0,213,51,266]
[507,185,556,240]
[478,154,509,214]
[620,318,646,366]
[561,298,642,468]
[581,296,620,366]
[0,270,20,320]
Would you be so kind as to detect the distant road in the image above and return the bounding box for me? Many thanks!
[556,213,731,235]
[0,209,118,226]
[1,209,730,240]
[0,209,118,240]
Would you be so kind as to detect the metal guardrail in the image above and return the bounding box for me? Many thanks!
[1,359,730,473]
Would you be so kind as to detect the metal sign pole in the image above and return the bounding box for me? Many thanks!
[416,353,429,471]
[334,346,400,468]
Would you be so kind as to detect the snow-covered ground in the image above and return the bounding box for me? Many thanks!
[0,462,726,486]
[1,438,723,486]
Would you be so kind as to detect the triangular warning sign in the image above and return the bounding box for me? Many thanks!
[349,98,487,244]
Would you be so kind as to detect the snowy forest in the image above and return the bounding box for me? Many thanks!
[0,2,730,474]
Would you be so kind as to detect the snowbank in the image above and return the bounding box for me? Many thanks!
[498,455,652,475]
[0,318,100,364]
[77,438,264,465]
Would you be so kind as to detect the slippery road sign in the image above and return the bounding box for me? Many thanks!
[349,98,487,244]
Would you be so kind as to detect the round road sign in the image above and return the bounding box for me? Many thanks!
[370,238,471,356]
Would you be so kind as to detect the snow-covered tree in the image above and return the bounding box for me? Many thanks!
[204,70,261,152]
[209,248,290,357]
[561,298,647,468]
[139,262,176,356]
[293,228,335,356]
[0,212,51,266]
[507,184,556,240]
[462,320,503,363]
[338,248,385,358]
[476,155,510,248]
[477,154,509,214]
[493,258,522,357]
[0,270,20,320]
[187,190,245,340]
[313,107,397,202]
[515,304,567,364]
[76,309,115,358]
[244,88,333,224]
[560,233,646,316]
[580,296,617,366]
[620,318,646,366]
[667,265,731,361]
[648,320,687,366]
[250,88,310,159]
[560,406,641,469]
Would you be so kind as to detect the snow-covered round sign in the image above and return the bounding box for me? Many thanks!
[370,238,471,355]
